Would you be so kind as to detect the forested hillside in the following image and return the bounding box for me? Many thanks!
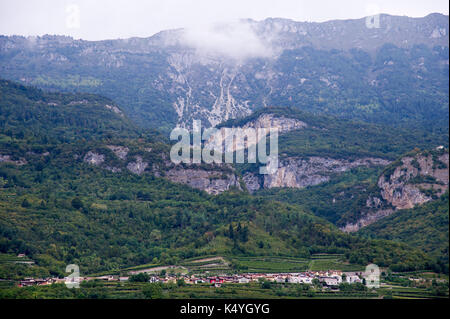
[221,106,449,162]
[222,107,448,228]
[0,80,442,279]
[360,193,449,273]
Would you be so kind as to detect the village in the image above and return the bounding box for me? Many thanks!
[18,270,366,289]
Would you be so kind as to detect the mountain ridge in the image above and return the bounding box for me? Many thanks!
[0,13,448,130]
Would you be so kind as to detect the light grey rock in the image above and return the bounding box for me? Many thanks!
[243,156,390,191]
[83,151,105,166]
[342,150,449,232]
[243,172,262,193]
[127,156,148,175]
[164,168,241,195]
[0,154,27,165]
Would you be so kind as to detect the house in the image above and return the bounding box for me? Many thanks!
[299,276,313,284]
[345,271,364,277]
[238,277,250,284]
[97,275,115,281]
[52,278,66,284]
[323,277,339,287]
[35,278,51,286]
[346,275,361,284]
[18,278,35,287]
[275,277,286,283]
[288,276,300,284]
[119,277,129,282]
[332,275,342,284]
[18,278,51,287]
[149,276,159,283]
[209,277,224,285]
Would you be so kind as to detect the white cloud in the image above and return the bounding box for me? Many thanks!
[181,20,273,60]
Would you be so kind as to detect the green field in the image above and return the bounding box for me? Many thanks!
[114,254,365,275]
[80,254,368,277]
[308,255,365,272]
[0,254,34,264]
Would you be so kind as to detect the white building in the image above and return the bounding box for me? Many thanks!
[299,276,313,284]
[275,277,286,283]
[332,275,342,284]
[346,275,362,284]
[323,277,339,286]
[149,276,159,283]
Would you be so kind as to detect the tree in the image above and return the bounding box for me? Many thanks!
[21,198,31,208]
[241,225,249,242]
[260,280,271,289]
[142,283,162,299]
[129,273,150,282]
[312,278,321,287]
[150,229,162,241]
[71,197,83,210]
[39,200,46,209]
[228,224,234,239]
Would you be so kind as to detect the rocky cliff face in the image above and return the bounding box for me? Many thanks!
[83,151,105,166]
[82,145,241,195]
[240,113,307,133]
[163,167,241,195]
[206,113,307,151]
[106,145,129,160]
[377,151,449,209]
[340,209,394,233]
[243,157,390,191]
[126,156,148,175]
[0,154,27,166]
[341,148,449,232]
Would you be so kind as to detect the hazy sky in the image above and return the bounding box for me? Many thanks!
[0,0,448,40]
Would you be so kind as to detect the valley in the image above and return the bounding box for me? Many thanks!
[0,11,449,300]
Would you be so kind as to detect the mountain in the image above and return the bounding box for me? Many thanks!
[0,80,438,278]
[0,14,448,131]
[0,79,139,143]
[341,148,449,231]
[211,107,448,224]
[0,13,449,284]
[359,193,449,274]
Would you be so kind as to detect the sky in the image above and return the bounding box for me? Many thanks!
[0,0,448,40]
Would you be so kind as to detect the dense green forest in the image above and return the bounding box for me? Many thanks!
[0,159,437,278]
[223,106,449,162]
[1,79,446,280]
[255,166,382,225]
[0,79,141,143]
[360,193,449,273]
[226,107,448,236]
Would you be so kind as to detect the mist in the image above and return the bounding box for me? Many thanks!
[181,20,273,60]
